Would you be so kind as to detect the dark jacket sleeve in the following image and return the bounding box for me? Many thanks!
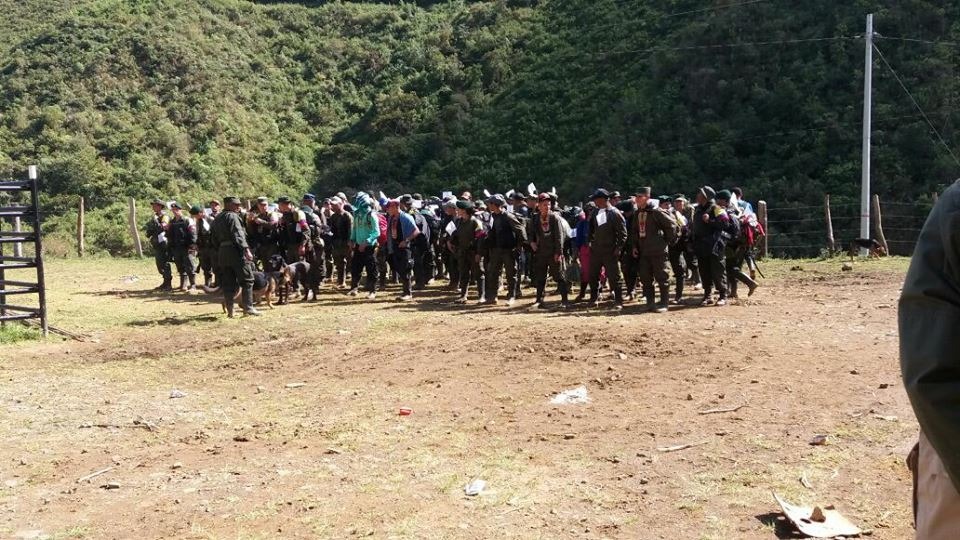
[507,212,527,245]
[900,182,960,491]
[550,214,563,257]
[657,209,678,246]
[612,210,627,251]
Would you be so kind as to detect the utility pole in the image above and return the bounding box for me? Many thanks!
[860,13,874,256]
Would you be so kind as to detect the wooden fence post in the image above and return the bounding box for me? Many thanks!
[872,195,889,255]
[12,216,22,258]
[128,197,143,258]
[77,197,85,258]
[757,200,768,259]
[824,194,835,253]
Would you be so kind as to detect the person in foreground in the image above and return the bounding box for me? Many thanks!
[900,180,960,539]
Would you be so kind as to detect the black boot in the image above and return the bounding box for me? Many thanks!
[657,285,670,313]
[575,283,586,302]
[203,273,212,288]
[242,287,261,316]
[186,273,197,294]
[674,277,684,303]
[534,282,546,308]
[177,275,187,292]
[612,287,624,310]
[155,277,173,291]
[643,285,656,312]
[589,283,600,307]
[559,282,570,308]
[224,289,235,318]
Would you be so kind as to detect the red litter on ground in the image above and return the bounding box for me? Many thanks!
[398,407,413,416]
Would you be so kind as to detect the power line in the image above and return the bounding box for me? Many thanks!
[873,43,960,168]
[590,35,858,58]
[664,0,769,18]
[875,35,960,48]
[546,0,770,34]
[643,110,954,154]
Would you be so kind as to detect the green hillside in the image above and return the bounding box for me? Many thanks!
[0,0,957,254]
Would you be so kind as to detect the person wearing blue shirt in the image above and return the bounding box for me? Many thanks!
[386,200,420,301]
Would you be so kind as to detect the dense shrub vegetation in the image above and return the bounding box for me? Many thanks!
[0,0,957,254]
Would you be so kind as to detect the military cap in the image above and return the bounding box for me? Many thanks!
[150,198,166,207]
[455,200,472,210]
[591,188,611,200]
[486,194,507,206]
[658,195,672,203]
[189,205,203,215]
[256,196,269,203]
[634,187,651,197]
[699,186,717,200]
[715,189,732,201]
[169,201,182,209]
[276,196,292,204]
[412,193,423,201]
[673,194,687,202]
[302,193,316,201]
[224,196,242,205]
[399,194,414,205]
[526,193,538,201]
[610,191,621,198]
[209,199,221,206]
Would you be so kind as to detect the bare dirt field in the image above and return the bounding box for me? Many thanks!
[0,257,916,539]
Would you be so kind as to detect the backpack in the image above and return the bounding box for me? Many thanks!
[376,212,388,246]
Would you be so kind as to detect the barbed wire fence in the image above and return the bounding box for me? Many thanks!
[762,196,933,258]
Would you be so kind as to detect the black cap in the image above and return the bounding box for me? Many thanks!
[486,194,507,207]
[277,196,292,204]
[591,188,611,200]
[224,196,242,205]
[400,194,414,206]
[455,200,472,210]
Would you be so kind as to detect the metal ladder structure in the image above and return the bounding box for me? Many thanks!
[0,167,47,335]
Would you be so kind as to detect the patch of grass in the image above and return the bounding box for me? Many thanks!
[0,323,42,344]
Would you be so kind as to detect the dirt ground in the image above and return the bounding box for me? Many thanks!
[0,257,916,539]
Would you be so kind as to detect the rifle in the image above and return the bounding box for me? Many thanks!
[745,251,765,279]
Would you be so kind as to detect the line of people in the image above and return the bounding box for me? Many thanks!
[143,185,763,316]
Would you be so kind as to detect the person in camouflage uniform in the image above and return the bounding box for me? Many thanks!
[530,193,570,309]
[587,189,627,310]
[145,198,173,291]
[190,204,217,287]
[212,197,259,318]
[166,201,198,293]
[449,200,485,304]
[247,196,280,270]
[481,195,527,306]
[628,188,678,312]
